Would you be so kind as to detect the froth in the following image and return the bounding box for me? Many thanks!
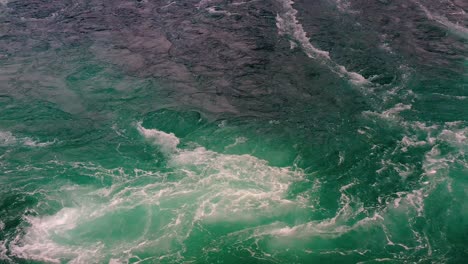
[171,147,299,221]
[411,0,468,39]
[275,0,330,60]
[0,130,56,147]
[0,240,9,261]
[9,123,305,262]
[275,0,368,85]
[137,122,180,154]
[0,131,17,146]
[10,209,87,262]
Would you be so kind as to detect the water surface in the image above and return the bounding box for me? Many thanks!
[0,0,467,263]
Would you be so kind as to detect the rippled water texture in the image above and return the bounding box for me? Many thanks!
[0,0,467,263]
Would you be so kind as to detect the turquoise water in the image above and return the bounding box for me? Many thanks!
[0,0,467,263]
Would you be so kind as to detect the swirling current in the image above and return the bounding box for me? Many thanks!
[0,0,467,263]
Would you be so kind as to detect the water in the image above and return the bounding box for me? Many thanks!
[0,0,466,263]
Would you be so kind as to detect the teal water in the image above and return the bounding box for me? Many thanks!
[0,0,467,263]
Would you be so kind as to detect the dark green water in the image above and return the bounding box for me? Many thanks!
[0,0,467,263]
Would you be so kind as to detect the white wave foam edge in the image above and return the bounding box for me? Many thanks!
[275,0,368,85]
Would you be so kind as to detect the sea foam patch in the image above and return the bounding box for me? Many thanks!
[8,124,306,263]
[137,122,180,154]
[0,131,56,147]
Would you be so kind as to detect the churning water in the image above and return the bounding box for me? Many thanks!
[0,0,467,263]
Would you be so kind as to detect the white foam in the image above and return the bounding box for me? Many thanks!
[439,127,467,145]
[170,146,300,221]
[10,124,306,262]
[263,180,383,239]
[0,130,56,147]
[388,189,427,217]
[383,121,467,220]
[289,40,298,49]
[405,189,425,216]
[381,103,412,118]
[411,0,468,39]
[10,207,103,263]
[268,212,385,239]
[379,42,393,53]
[275,0,330,60]
[136,122,180,154]
[23,138,57,147]
[432,93,468,100]
[160,1,176,9]
[109,259,123,264]
[224,136,247,150]
[423,146,452,175]
[333,0,354,13]
[364,103,413,123]
[399,136,427,152]
[338,151,345,165]
[230,0,260,6]
[416,122,467,178]
[337,65,368,84]
[0,131,17,146]
[271,226,296,236]
[275,0,368,85]
[0,240,10,261]
[206,7,232,16]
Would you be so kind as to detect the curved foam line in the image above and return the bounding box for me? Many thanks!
[276,0,368,85]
